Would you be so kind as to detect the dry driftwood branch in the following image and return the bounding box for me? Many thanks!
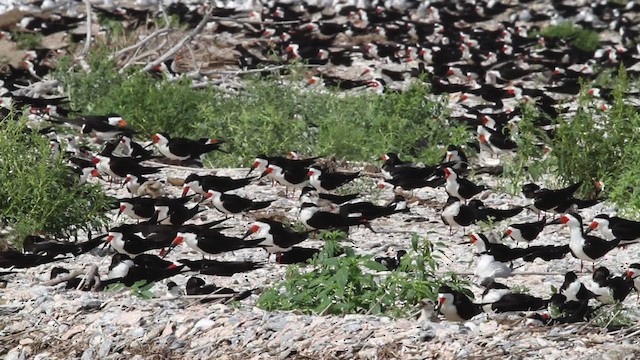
[200,64,320,76]
[81,0,92,56]
[209,15,301,26]
[111,28,171,59]
[76,263,98,290]
[38,269,84,286]
[142,6,215,72]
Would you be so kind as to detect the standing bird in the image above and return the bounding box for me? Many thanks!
[586,214,640,245]
[243,219,310,254]
[503,218,547,245]
[441,197,476,234]
[548,213,623,272]
[307,165,359,192]
[202,190,274,215]
[151,132,226,163]
[443,167,487,202]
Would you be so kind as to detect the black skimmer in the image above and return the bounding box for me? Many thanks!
[474,251,513,282]
[106,228,172,257]
[202,190,274,215]
[476,125,517,156]
[589,266,633,304]
[168,229,265,257]
[374,250,407,271]
[247,154,318,177]
[99,253,184,289]
[339,195,409,221]
[123,174,163,198]
[243,219,310,254]
[177,258,262,276]
[182,173,254,196]
[436,285,483,321]
[260,164,309,196]
[443,167,487,202]
[22,234,103,257]
[118,197,156,220]
[441,197,476,234]
[380,152,415,179]
[275,247,323,264]
[92,155,162,180]
[115,135,156,160]
[0,249,68,268]
[307,165,359,192]
[468,199,523,223]
[522,181,582,215]
[299,186,360,207]
[503,218,547,245]
[53,113,134,140]
[480,281,546,313]
[185,276,253,303]
[442,145,469,170]
[151,132,226,162]
[624,264,640,300]
[299,202,371,232]
[560,271,596,302]
[155,201,204,226]
[586,214,640,245]
[548,213,622,271]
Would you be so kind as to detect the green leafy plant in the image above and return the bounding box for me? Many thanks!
[256,234,470,316]
[11,31,42,49]
[538,22,600,52]
[104,280,156,299]
[0,114,111,246]
[54,47,469,168]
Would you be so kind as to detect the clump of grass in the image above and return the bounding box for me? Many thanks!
[256,234,470,316]
[11,31,42,50]
[0,114,112,246]
[539,22,600,51]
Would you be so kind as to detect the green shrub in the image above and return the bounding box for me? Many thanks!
[0,115,112,246]
[539,22,600,51]
[256,234,470,316]
[55,48,214,138]
[54,48,469,167]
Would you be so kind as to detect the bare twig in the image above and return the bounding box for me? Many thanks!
[200,64,320,76]
[142,6,215,72]
[81,0,92,56]
[209,16,301,26]
[111,28,171,59]
[148,293,239,302]
[76,264,98,290]
[37,269,84,286]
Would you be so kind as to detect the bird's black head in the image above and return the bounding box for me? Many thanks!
[563,271,578,283]
[186,276,206,289]
[592,266,610,282]
[593,214,610,221]
[300,202,317,209]
[184,173,200,184]
[522,183,540,198]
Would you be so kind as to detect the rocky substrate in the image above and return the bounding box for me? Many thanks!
[2,166,640,359]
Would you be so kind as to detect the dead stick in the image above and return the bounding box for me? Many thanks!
[111,28,171,59]
[76,264,98,290]
[81,0,92,56]
[208,16,300,25]
[37,269,84,286]
[142,6,215,72]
